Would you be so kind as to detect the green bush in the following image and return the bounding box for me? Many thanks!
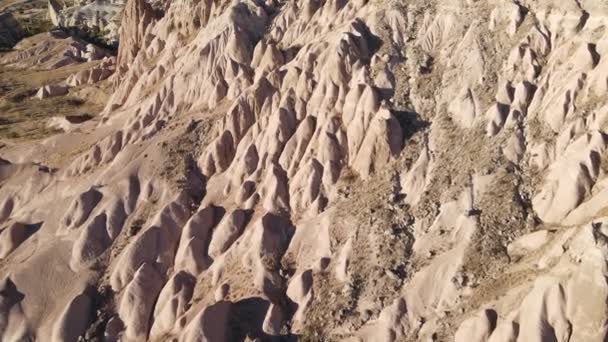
[20,16,54,37]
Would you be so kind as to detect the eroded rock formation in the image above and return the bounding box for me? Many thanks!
[2,0,608,341]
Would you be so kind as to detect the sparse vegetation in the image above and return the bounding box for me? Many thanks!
[300,324,325,342]
[0,94,87,140]
[19,15,54,37]
[65,25,117,50]
[0,65,105,142]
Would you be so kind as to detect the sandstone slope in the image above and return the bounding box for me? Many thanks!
[1,0,608,341]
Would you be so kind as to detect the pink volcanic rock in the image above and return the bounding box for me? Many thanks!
[533,131,608,223]
[0,277,29,341]
[115,0,157,81]
[454,309,497,342]
[118,263,164,341]
[0,222,37,259]
[289,159,324,213]
[149,271,195,339]
[51,293,92,342]
[173,206,218,274]
[199,130,235,176]
[70,213,111,270]
[516,278,571,342]
[110,198,189,290]
[66,66,114,86]
[207,209,247,258]
[179,301,232,342]
[352,107,403,179]
[60,187,103,234]
[5,1,608,341]
[35,84,68,99]
[0,198,14,225]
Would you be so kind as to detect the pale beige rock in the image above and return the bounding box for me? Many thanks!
[51,294,92,342]
[495,80,514,104]
[7,1,608,341]
[66,66,114,86]
[214,283,229,301]
[404,189,477,329]
[259,164,290,214]
[207,209,247,258]
[235,180,256,204]
[248,213,294,267]
[454,309,497,342]
[0,198,13,225]
[179,301,232,342]
[0,31,92,70]
[489,2,525,36]
[356,298,408,342]
[0,277,30,341]
[174,206,217,274]
[503,130,525,164]
[507,230,551,259]
[110,199,188,290]
[199,130,235,176]
[60,187,103,234]
[529,141,555,170]
[70,213,111,270]
[400,143,432,205]
[537,228,577,269]
[115,0,156,79]
[286,269,313,331]
[289,159,324,213]
[228,143,259,188]
[565,223,608,341]
[346,86,381,160]
[485,104,510,137]
[335,238,352,282]
[118,263,164,341]
[448,88,478,128]
[351,108,403,179]
[0,223,36,259]
[149,271,195,339]
[36,84,68,99]
[516,277,571,342]
[511,81,535,114]
[533,132,608,223]
[487,314,519,342]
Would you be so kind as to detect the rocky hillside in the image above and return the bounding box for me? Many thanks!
[1,0,608,341]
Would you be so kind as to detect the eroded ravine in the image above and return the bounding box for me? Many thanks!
[1,0,608,341]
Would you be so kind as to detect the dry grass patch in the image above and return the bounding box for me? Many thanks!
[0,63,107,144]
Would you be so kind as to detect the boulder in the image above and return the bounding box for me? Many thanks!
[36,84,69,99]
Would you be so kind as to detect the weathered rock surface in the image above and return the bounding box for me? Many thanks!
[0,30,112,70]
[36,84,69,99]
[49,0,125,45]
[3,0,608,341]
